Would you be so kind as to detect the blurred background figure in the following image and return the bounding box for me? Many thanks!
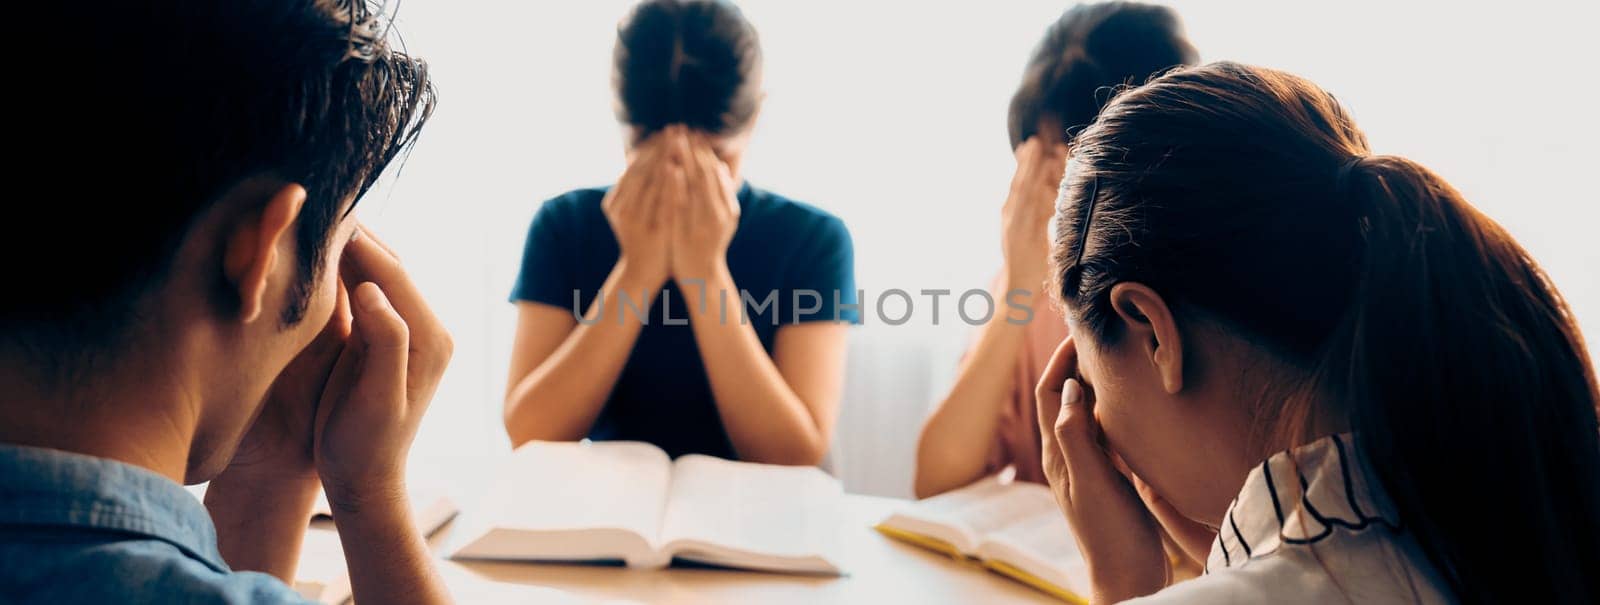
[503,0,858,466]
[915,1,1197,498]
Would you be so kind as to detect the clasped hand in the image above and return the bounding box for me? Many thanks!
[1002,137,1067,294]
[603,124,741,288]
[218,226,453,512]
[1036,338,1187,604]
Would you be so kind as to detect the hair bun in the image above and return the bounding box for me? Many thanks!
[614,0,762,143]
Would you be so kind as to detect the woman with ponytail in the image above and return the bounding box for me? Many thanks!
[1036,61,1600,603]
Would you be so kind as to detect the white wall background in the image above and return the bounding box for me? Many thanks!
[359,0,1600,498]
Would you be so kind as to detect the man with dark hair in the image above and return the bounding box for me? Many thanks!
[1,2,453,603]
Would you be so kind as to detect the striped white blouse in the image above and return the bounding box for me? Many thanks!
[1129,433,1453,604]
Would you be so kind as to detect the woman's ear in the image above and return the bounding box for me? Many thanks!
[222,183,305,323]
[1108,282,1183,394]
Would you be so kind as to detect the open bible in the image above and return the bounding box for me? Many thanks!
[450,440,845,575]
[875,476,1088,603]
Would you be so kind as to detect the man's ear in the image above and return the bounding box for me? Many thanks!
[1108,282,1183,394]
[222,183,306,324]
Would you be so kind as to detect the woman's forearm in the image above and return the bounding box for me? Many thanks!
[913,287,1034,498]
[681,265,831,465]
[504,262,659,446]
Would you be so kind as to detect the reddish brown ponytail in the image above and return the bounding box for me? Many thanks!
[1056,62,1600,603]
[1324,154,1598,602]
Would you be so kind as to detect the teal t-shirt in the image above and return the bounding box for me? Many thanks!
[512,182,858,460]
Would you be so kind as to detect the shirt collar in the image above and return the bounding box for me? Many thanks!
[0,443,229,573]
[1207,432,1402,572]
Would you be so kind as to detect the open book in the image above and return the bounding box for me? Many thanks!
[450,440,845,575]
[875,476,1088,604]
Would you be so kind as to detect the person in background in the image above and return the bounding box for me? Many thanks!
[1036,61,1600,603]
[503,0,857,465]
[915,1,1198,498]
[0,2,452,604]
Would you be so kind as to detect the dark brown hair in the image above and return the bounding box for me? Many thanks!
[1007,1,1197,149]
[4,0,435,365]
[1054,61,1599,603]
[613,0,762,144]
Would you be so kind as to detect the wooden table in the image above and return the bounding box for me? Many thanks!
[430,494,1059,604]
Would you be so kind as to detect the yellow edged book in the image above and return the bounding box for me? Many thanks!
[875,477,1088,604]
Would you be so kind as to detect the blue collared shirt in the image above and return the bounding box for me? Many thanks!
[0,444,311,604]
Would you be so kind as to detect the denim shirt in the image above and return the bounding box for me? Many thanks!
[0,444,311,604]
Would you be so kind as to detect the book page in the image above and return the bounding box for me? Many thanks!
[935,479,1061,535]
[979,515,1087,597]
[477,440,673,540]
[876,476,1031,554]
[658,455,844,567]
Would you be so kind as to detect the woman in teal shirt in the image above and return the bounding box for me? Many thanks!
[503,0,858,464]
